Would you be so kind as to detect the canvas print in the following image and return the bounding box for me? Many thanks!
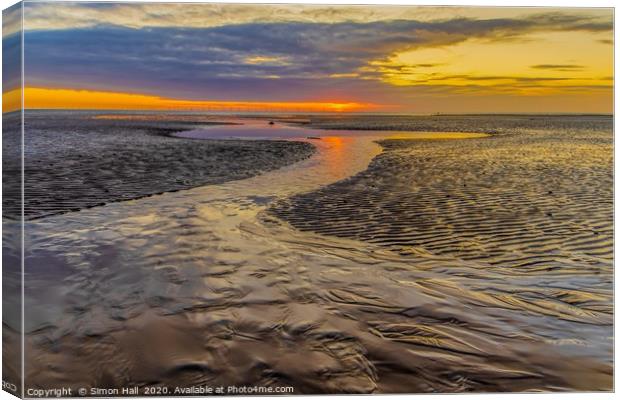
[1,1,613,397]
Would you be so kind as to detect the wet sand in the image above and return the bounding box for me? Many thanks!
[4,113,613,394]
[2,111,314,220]
[271,127,612,270]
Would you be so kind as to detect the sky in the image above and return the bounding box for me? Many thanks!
[2,2,614,113]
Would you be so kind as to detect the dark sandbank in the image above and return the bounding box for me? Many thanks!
[2,111,315,220]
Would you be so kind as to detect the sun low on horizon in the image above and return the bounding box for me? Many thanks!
[2,3,613,114]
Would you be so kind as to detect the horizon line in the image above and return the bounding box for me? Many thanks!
[3,108,613,117]
[2,87,613,116]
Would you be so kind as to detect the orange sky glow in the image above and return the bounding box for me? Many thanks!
[3,87,381,113]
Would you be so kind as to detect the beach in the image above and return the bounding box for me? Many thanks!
[3,112,613,393]
[2,111,315,220]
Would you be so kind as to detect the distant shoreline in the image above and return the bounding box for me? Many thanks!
[3,109,613,118]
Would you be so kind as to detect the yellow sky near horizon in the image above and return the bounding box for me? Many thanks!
[366,31,612,94]
[3,86,612,114]
[2,87,378,114]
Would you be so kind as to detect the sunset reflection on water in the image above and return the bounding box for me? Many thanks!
[318,136,349,180]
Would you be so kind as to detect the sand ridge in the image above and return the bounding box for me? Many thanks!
[270,123,612,277]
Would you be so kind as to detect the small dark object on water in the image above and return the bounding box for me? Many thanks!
[268,121,275,125]
[307,136,321,140]
[548,190,553,195]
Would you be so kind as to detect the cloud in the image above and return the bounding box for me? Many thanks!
[531,64,585,71]
[244,56,290,65]
[2,3,21,38]
[2,7,21,92]
[363,71,589,87]
[22,3,611,32]
[20,7,612,105]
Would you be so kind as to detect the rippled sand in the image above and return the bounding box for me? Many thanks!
[2,111,314,220]
[3,113,613,394]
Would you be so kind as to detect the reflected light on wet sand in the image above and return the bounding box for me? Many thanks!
[387,132,490,140]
